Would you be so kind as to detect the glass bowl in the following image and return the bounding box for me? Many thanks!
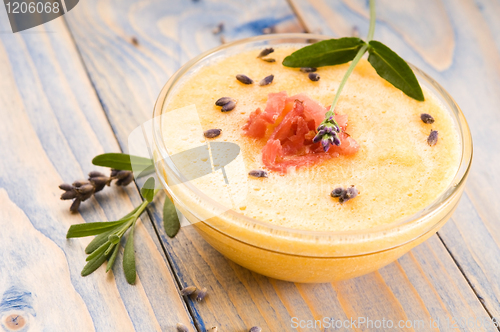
[152,34,473,283]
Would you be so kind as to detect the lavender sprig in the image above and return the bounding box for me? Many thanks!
[313,116,342,152]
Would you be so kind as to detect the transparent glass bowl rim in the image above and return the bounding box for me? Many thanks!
[152,33,473,246]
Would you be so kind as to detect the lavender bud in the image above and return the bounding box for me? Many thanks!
[339,186,359,204]
[308,73,320,81]
[116,173,134,186]
[300,67,317,73]
[176,323,189,332]
[77,184,95,195]
[332,136,341,146]
[88,171,106,178]
[331,187,345,197]
[317,124,325,131]
[204,129,222,138]
[261,58,276,63]
[215,97,234,106]
[420,113,435,124]
[257,47,274,58]
[115,170,131,180]
[248,170,268,178]
[61,190,77,200]
[249,327,262,332]
[72,180,89,188]
[59,183,73,191]
[313,134,322,143]
[321,139,330,152]
[236,74,253,85]
[196,287,208,302]
[180,286,197,296]
[70,198,81,213]
[427,130,438,146]
[221,100,236,112]
[90,176,110,193]
[110,169,120,177]
[258,74,274,86]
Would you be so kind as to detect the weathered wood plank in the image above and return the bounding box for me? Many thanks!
[291,0,500,324]
[0,11,194,332]
[63,0,498,330]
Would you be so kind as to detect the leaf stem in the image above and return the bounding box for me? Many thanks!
[326,0,376,117]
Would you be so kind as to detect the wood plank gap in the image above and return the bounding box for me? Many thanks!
[285,0,312,33]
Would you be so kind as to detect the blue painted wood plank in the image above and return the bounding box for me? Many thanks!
[292,0,500,323]
[0,9,194,332]
[63,0,497,330]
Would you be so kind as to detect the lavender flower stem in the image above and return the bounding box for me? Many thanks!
[325,0,376,118]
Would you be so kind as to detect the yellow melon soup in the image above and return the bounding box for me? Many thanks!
[153,34,472,283]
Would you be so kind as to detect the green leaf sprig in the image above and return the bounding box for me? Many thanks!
[65,153,181,284]
[283,0,424,152]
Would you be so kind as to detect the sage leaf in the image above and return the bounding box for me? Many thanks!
[282,37,366,68]
[86,241,111,262]
[367,41,424,101]
[92,153,154,175]
[123,224,137,284]
[81,251,110,276]
[163,197,180,238]
[106,244,120,273]
[141,177,155,202]
[67,220,126,238]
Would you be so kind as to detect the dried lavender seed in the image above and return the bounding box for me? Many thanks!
[222,100,237,112]
[180,286,197,296]
[259,74,274,86]
[72,180,89,187]
[204,129,222,138]
[196,287,208,301]
[249,327,262,332]
[308,73,320,81]
[212,22,224,35]
[88,171,106,178]
[61,190,77,200]
[236,74,253,85]
[249,170,268,178]
[420,113,435,124]
[300,67,317,73]
[215,97,234,106]
[331,187,345,198]
[257,47,274,58]
[260,58,276,63]
[59,183,73,191]
[427,130,438,146]
[339,186,358,204]
[77,184,95,195]
[176,323,189,332]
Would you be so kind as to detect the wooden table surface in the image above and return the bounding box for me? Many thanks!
[1,0,499,331]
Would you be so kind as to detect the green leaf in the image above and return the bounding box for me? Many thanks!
[282,37,366,68]
[106,244,120,273]
[105,243,117,255]
[67,220,126,238]
[163,197,180,238]
[81,251,110,276]
[123,224,137,284]
[108,234,120,245]
[367,41,424,101]
[85,228,116,254]
[86,241,112,261]
[141,177,156,202]
[92,153,154,174]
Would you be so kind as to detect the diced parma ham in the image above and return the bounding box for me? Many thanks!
[243,91,359,172]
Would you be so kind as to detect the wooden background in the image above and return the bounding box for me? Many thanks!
[1,0,499,331]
